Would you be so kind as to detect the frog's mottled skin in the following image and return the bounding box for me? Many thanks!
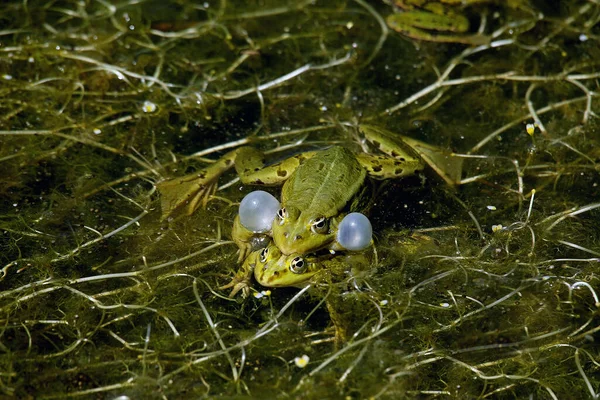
[271,146,368,255]
[219,243,322,298]
[158,125,439,260]
[228,127,428,258]
[228,242,374,343]
[252,245,320,288]
[386,0,531,44]
[224,242,372,297]
[157,124,462,296]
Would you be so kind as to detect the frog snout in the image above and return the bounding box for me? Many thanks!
[281,232,302,239]
[274,236,298,255]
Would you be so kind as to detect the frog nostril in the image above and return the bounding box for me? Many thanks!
[294,235,302,241]
[283,232,289,237]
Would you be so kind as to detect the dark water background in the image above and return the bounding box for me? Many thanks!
[1,1,599,398]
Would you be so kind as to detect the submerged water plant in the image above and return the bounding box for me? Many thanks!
[1,0,599,398]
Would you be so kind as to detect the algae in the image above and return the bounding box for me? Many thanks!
[1,0,599,398]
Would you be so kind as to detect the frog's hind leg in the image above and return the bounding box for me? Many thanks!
[236,148,318,185]
[356,153,424,180]
[359,124,463,186]
[157,148,240,220]
[397,135,464,186]
[157,146,318,220]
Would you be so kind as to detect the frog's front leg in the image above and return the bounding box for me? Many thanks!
[232,214,262,263]
[219,248,261,298]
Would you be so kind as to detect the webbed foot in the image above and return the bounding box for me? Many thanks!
[157,172,217,220]
[157,149,239,220]
[219,249,260,298]
[219,274,252,298]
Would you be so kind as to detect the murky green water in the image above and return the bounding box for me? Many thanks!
[1,0,599,398]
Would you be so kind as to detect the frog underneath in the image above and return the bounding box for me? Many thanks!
[227,242,374,343]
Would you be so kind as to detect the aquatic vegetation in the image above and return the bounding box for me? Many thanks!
[1,0,599,398]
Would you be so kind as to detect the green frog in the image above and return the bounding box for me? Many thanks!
[386,0,530,44]
[222,242,375,343]
[220,243,321,298]
[158,125,462,260]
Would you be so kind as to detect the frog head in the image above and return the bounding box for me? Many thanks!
[271,205,336,255]
[253,244,320,288]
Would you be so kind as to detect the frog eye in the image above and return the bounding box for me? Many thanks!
[310,217,328,234]
[277,207,288,224]
[259,247,269,263]
[289,257,307,274]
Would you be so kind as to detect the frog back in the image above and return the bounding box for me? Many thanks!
[281,146,367,217]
